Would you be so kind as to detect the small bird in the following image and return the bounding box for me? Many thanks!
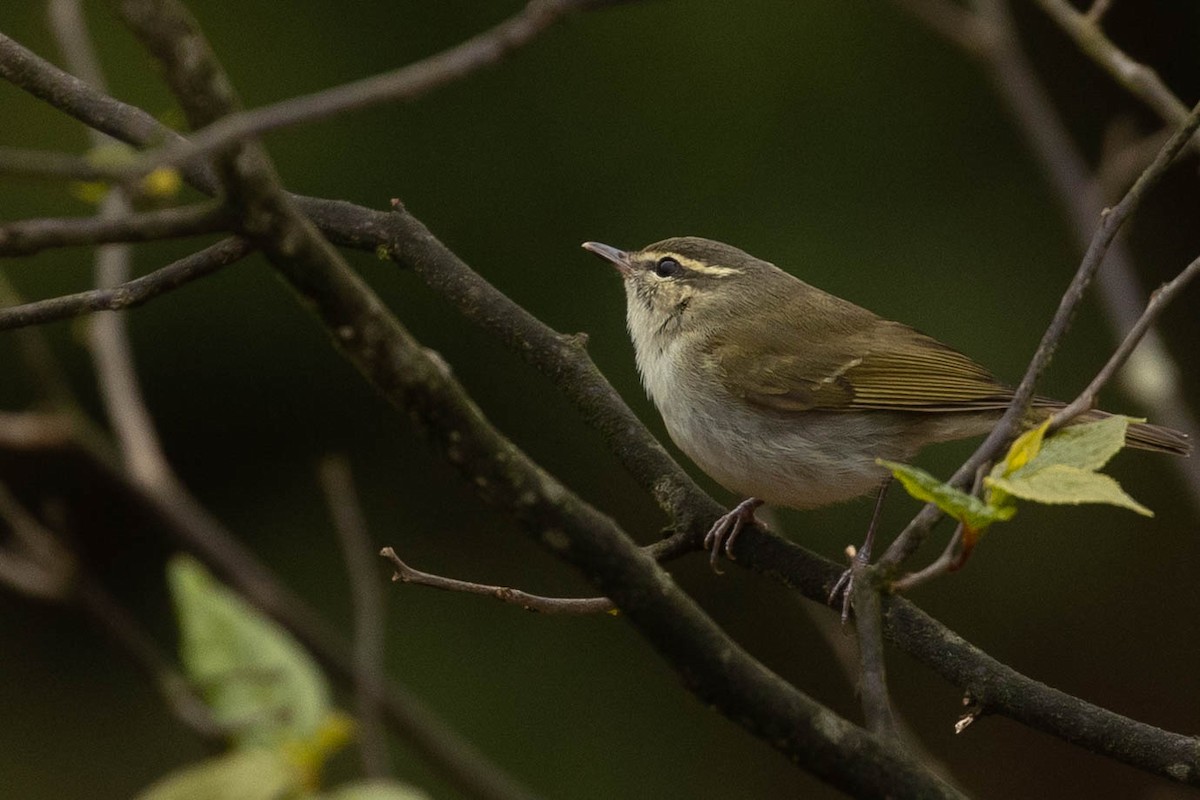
[583,236,1190,568]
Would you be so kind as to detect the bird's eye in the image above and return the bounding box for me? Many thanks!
[654,257,683,278]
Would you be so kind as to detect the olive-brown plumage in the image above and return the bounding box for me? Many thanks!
[583,236,1189,560]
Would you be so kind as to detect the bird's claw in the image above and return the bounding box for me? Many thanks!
[703,498,763,574]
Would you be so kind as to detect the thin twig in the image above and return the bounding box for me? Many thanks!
[0,203,230,257]
[0,29,719,539]
[890,463,987,593]
[0,237,251,331]
[1085,0,1114,24]
[319,456,391,779]
[1032,0,1194,143]
[881,96,1200,568]
[381,547,617,615]
[0,408,543,800]
[106,1,962,792]
[0,32,219,193]
[49,0,173,490]
[971,0,1200,502]
[1050,254,1200,429]
[127,0,607,177]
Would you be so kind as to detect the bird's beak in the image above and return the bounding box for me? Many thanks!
[581,241,632,275]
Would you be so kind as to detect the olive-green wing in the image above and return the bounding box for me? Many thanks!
[710,294,1015,413]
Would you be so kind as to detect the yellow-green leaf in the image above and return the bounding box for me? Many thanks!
[134,749,301,800]
[878,459,1015,531]
[168,556,332,751]
[987,464,1153,516]
[317,779,433,800]
[1029,415,1128,473]
[995,419,1050,478]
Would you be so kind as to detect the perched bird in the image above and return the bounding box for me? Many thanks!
[583,236,1190,568]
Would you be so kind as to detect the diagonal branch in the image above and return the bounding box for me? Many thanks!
[881,96,1200,568]
[1032,0,1195,145]
[1050,253,1200,429]
[104,1,961,795]
[126,0,619,177]
[0,237,251,331]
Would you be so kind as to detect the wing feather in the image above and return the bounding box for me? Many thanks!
[710,288,1015,413]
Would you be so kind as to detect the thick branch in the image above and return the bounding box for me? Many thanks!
[730,523,1200,787]
[105,2,960,794]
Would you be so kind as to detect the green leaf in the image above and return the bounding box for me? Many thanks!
[318,779,433,800]
[987,464,1153,517]
[878,460,1015,531]
[134,749,301,800]
[168,556,333,750]
[1027,415,1128,472]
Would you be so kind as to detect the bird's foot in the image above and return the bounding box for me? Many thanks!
[703,498,764,574]
[828,477,892,624]
[828,546,870,625]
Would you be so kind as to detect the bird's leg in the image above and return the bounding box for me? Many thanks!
[828,477,892,623]
[703,497,764,574]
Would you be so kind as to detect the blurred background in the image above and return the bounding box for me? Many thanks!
[2,0,1199,797]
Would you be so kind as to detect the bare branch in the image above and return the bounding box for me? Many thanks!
[0,409,543,800]
[968,0,1200,502]
[381,547,617,615]
[0,237,251,331]
[319,456,391,779]
[1085,0,1114,24]
[0,145,114,181]
[729,523,1200,786]
[1032,0,1195,145]
[851,575,898,741]
[0,203,230,256]
[1050,254,1200,429]
[128,0,613,177]
[104,2,963,793]
[48,0,174,489]
[882,96,1200,567]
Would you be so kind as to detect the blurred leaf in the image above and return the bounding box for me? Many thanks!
[134,748,301,800]
[140,167,183,200]
[168,556,333,750]
[69,181,110,204]
[283,711,357,790]
[84,141,137,169]
[317,779,433,800]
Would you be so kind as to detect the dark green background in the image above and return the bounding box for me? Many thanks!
[2,1,1198,798]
